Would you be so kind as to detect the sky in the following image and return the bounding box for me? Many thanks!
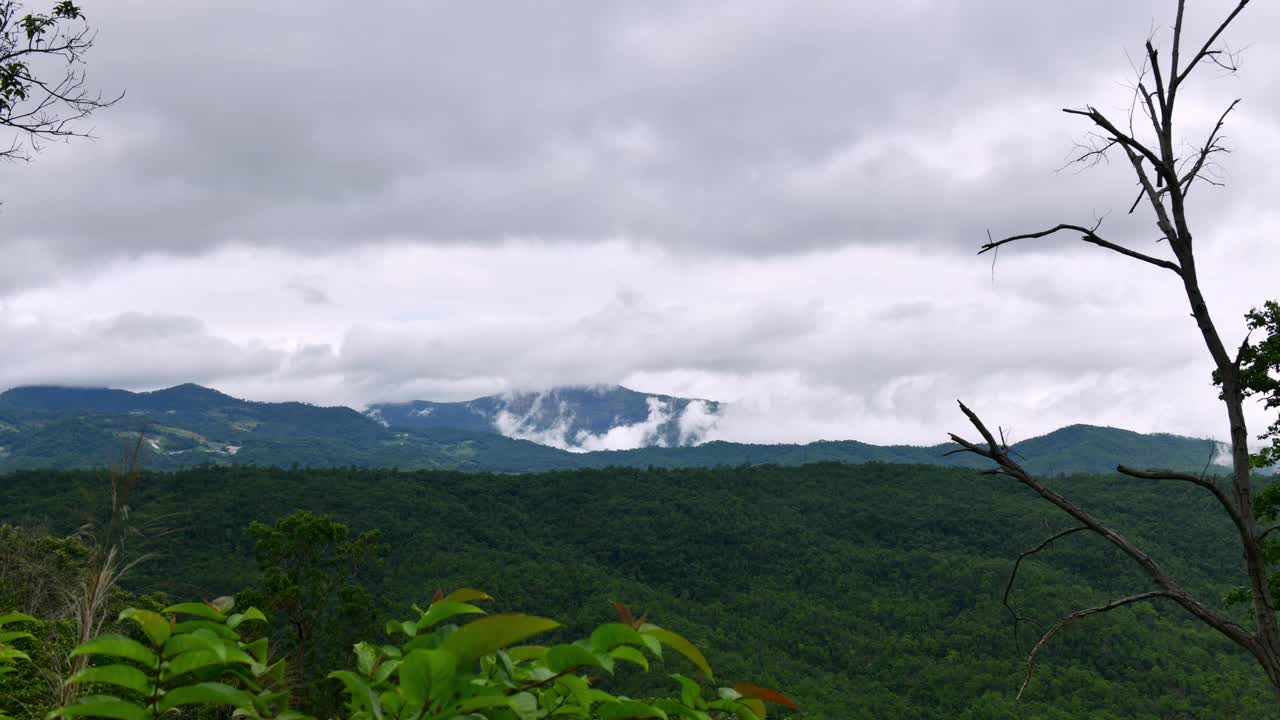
[2,0,1278,447]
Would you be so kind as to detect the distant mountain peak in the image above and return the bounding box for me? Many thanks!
[366,384,722,452]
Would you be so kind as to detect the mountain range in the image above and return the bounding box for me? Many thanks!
[365,385,720,451]
[0,382,1223,476]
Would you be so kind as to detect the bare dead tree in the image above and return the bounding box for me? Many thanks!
[0,1,120,163]
[947,0,1280,698]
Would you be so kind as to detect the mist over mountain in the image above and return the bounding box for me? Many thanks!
[365,385,720,451]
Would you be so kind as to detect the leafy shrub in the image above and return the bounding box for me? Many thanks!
[44,592,796,720]
[50,597,293,720]
[0,612,36,720]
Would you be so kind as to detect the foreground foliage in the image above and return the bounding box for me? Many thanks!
[34,592,794,720]
[2,462,1277,718]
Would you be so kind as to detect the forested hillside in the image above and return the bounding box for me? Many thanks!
[1,462,1272,718]
[0,384,1221,475]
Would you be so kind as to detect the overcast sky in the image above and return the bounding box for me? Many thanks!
[2,0,1278,446]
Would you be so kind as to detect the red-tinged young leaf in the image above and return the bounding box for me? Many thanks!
[611,600,634,626]
[432,588,444,603]
[734,683,798,710]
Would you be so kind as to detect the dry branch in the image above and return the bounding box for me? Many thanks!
[1017,591,1172,700]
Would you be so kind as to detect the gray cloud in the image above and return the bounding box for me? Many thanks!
[0,311,284,390]
[3,0,1274,286]
[0,1,1276,447]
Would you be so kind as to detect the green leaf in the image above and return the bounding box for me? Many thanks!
[163,650,233,680]
[328,670,383,720]
[415,602,486,630]
[509,692,538,720]
[398,649,455,707]
[643,627,712,680]
[257,658,288,684]
[226,606,268,629]
[161,632,217,657]
[242,636,269,664]
[386,620,417,638]
[380,689,403,716]
[67,664,153,694]
[161,603,226,622]
[71,635,158,667]
[156,682,256,713]
[439,614,560,668]
[373,658,401,684]
[0,646,30,662]
[120,608,170,648]
[600,700,668,719]
[590,623,647,653]
[51,695,150,720]
[556,674,592,710]
[609,645,650,670]
[0,612,35,628]
[506,645,547,663]
[441,588,493,604]
[455,694,515,713]
[354,641,379,676]
[0,631,34,644]
[172,620,236,639]
[671,674,705,710]
[546,643,608,674]
[708,699,760,720]
[653,699,712,720]
[741,699,768,719]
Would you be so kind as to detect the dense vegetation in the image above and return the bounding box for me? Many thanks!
[2,461,1274,718]
[0,384,1223,476]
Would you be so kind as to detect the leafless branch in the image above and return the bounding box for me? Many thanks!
[1017,591,1172,700]
[1115,465,1242,527]
[950,401,1255,653]
[979,223,1181,274]
[1177,99,1240,198]
[1173,0,1251,86]
[1003,526,1090,651]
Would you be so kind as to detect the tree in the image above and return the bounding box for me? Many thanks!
[244,510,388,711]
[0,1,119,162]
[946,0,1280,698]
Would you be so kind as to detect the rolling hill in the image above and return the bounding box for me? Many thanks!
[0,383,1222,476]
